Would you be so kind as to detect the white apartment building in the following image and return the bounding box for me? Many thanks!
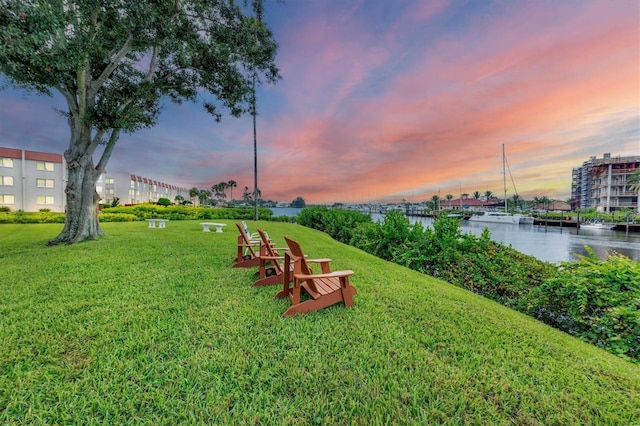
[96,171,189,206]
[571,153,639,212]
[1,146,189,212]
[0,147,67,212]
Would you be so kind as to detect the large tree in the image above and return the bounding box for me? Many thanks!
[0,0,280,244]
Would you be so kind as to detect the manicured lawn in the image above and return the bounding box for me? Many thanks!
[1,221,639,424]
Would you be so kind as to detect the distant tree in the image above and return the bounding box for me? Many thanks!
[430,195,440,211]
[157,197,171,207]
[445,194,454,202]
[511,194,521,210]
[227,180,237,201]
[540,196,551,210]
[189,187,200,206]
[484,190,494,200]
[241,186,260,204]
[110,197,120,208]
[212,182,227,202]
[291,197,306,208]
[198,189,211,206]
[174,195,185,205]
[0,1,280,245]
[242,186,252,204]
[472,191,481,200]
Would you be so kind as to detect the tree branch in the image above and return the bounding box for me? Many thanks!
[90,34,134,98]
[96,128,121,174]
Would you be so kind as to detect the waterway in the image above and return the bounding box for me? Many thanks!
[270,208,640,263]
[382,214,640,264]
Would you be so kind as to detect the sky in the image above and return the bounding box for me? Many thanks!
[1,0,638,204]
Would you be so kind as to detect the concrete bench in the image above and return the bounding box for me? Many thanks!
[146,219,168,228]
[200,222,227,233]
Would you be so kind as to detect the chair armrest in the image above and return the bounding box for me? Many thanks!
[306,258,332,264]
[294,270,354,280]
[260,255,285,260]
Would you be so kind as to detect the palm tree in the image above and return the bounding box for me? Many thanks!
[430,194,440,212]
[472,191,481,200]
[511,194,521,211]
[242,186,251,204]
[543,196,552,211]
[227,180,237,201]
[484,190,494,200]
[189,187,200,206]
[212,182,227,202]
[198,189,211,206]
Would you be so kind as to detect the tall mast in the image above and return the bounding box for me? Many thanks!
[503,144,507,212]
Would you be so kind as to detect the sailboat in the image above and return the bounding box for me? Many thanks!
[469,145,534,225]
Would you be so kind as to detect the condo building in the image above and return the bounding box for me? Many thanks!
[571,153,639,212]
[1,146,189,212]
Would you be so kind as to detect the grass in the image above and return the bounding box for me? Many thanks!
[1,220,639,425]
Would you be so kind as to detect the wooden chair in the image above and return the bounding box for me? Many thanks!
[233,222,261,268]
[276,236,357,316]
[252,228,292,287]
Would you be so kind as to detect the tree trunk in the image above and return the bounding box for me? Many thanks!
[48,154,104,245]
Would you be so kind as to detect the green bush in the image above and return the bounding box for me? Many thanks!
[0,210,65,224]
[99,213,140,222]
[297,206,371,244]
[157,197,171,207]
[523,247,640,361]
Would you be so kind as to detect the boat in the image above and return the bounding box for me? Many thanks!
[470,145,533,225]
[469,211,520,224]
[579,219,616,230]
[514,214,534,224]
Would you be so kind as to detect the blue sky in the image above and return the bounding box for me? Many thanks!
[1,0,638,203]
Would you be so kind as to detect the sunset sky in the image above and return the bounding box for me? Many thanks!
[1,0,638,204]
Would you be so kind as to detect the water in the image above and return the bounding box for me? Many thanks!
[269,207,303,217]
[374,214,640,263]
[271,208,640,263]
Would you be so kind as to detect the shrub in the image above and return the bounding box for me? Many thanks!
[523,247,640,361]
[157,197,171,207]
[99,213,140,222]
[297,206,371,244]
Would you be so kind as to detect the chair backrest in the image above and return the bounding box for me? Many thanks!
[242,220,251,235]
[236,222,251,241]
[258,228,282,273]
[283,236,313,277]
[257,228,275,253]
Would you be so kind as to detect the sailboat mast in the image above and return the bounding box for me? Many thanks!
[503,144,507,212]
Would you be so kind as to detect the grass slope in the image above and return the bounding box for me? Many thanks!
[1,221,638,425]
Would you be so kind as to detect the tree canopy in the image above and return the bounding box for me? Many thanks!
[0,0,280,244]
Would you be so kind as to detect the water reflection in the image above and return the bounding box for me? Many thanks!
[459,221,640,263]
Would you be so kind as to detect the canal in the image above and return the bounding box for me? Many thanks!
[271,208,640,264]
[397,215,640,263]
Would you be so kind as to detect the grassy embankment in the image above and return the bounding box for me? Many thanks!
[1,221,639,425]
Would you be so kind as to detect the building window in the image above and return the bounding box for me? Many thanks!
[37,195,55,205]
[36,161,55,171]
[105,178,114,184]
[0,158,14,168]
[0,194,15,204]
[106,188,114,195]
[0,176,14,186]
[36,178,55,188]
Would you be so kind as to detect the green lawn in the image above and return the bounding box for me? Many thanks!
[1,221,639,425]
